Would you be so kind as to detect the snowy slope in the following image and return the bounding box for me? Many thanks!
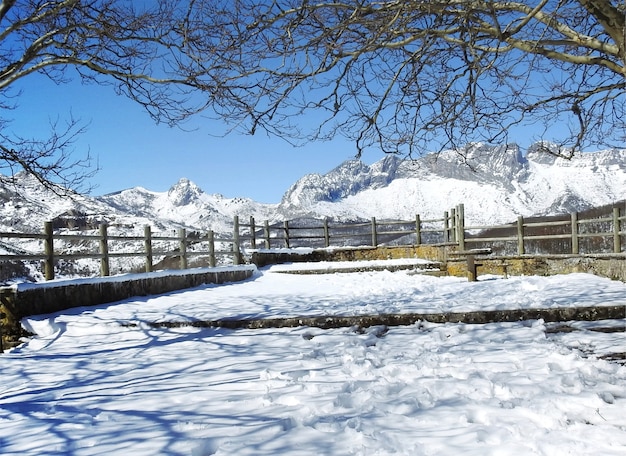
[0,174,276,236]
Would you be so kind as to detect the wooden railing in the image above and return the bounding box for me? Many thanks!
[1,202,624,282]
[0,210,457,281]
[0,223,241,281]
[235,210,457,250]
[240,203,625,256]
[460,204,626,255]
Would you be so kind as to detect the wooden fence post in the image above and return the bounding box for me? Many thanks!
[450,207,456,243]
[517,216,525,255]
[99,223,110,277]
[249,216,256,249]
[323,218,330,247]
[0,292,4,352]
[208,230,216,267]
[233,216,241,264]
[443,211,449,242]
[178,228,188,269]
[371,217,378,246]
[264,220,270,249]
[43,221,54,281]
[456,205,465,251]
[144,225,153,273]
[613,207,621,253]
[466,255,477,282]
[571,212,579,254]
[415,214,422,245]
[283,221,290,248]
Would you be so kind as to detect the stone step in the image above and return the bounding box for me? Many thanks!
[267,258,443,275]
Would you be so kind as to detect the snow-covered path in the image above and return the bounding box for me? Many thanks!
[1,265,625,455]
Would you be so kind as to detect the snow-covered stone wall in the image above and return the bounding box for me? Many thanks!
[1,266,256,348]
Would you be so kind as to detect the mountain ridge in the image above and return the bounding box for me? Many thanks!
[1,143,625,237]
[276,143,625,224]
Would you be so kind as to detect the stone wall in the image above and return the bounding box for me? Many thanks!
[249,244,451,267]
[1,266,256,349]
[251,247,626,282]
[446,255,626,281]
[3,247,625,351]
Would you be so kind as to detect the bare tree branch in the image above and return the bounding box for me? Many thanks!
[169,0,625,157]
[0,115,98,194]
[1,0,625,192]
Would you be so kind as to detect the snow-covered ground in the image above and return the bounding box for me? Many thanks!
[1,263,625,455]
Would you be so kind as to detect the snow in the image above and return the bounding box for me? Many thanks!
[266,257,435,273]
[10,265,255,291]
[1,264,625,455]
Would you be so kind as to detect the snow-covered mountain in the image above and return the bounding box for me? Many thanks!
[0,173,277,235]
[99,178,278,234]
[1,143,625,238]
[277,143,626,225]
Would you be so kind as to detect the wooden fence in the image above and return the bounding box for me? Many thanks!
[1,203,624,281]
[238,210,457,249]
[0,223,240,281]
[461,203,626,256]
[0,210,457,281]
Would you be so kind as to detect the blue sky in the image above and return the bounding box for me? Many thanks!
[8,73,367,203]
[7,70,612,204]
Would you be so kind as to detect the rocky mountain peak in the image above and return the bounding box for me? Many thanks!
[280,156,408,208]
[167,178,204,206]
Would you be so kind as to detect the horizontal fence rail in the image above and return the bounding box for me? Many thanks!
[1,202,624,282]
